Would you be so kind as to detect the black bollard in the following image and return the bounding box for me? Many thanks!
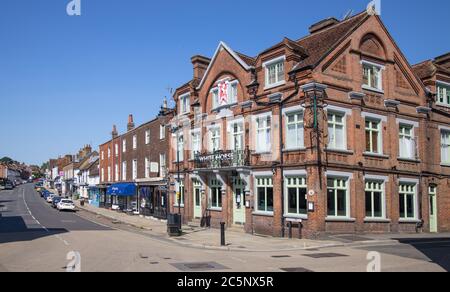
[220,222,226,246]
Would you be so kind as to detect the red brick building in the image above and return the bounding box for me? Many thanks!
[167,10,450,238]
[98,106,174,218]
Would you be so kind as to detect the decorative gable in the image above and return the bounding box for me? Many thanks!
[331,56,347,74]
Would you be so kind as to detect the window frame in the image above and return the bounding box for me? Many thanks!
[361,60,385,93]
[122,139,126,153]
[209,178,223,210]
[327,110,347,151]
[145,129,151,145]
[228,120,244,151]
[191,129,202,159]
[132,135,137,150]
[398,123,415,159]
[436,81,450,107]
[365,118,382,154]
[255,113,272,153]
[263,56,286,89]
[179,93,191,115]
[122,161,127,181]
[364,180,386,219]
[160,125,166,140]
[285,110,305,150]
[209,126,221,152]
[254,176,274,214]
[326,177,350,219]
[441,128,450,164]
[284,176,308,218]
[399,182,418,221]
[132,159,137,180]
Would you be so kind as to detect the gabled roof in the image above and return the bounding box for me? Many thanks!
[413,55,450,80]
[292,11,369,72]
[196,41,255,90]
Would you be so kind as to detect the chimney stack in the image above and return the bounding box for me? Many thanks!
[191,55,211,82]
[112,125,118,139]
[127,114,135,132]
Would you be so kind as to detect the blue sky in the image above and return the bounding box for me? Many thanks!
[0,0,449,166]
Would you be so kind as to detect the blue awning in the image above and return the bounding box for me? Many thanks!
[107,183,137,197]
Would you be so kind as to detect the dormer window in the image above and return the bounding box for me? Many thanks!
[437,82,450,107]
[180,93,190,115]
[362,60,384,92]
[263,56,285,89]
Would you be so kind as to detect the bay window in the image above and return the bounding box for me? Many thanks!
[256,177,274,213]
[256,114,272,153]
[327,178,349,218]
[327,112,346,150]
[285,111,304,150]
[285,177,307,216]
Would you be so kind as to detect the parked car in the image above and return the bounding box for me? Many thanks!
[41,190,51,198]
[51,197,62,208]
[46,194,55,203]
[57,199,76,212]
[4,181,14,190]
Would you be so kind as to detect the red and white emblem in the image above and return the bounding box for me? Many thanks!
[218,81,229,106]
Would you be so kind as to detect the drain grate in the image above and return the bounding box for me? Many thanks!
[303,253,348,259]
[171,262,229,272]
[271,255,291,258]
[281,267,314,273]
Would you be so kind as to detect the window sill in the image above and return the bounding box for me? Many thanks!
[253,211,274,217]
[284,215,308,221]
[399,219,421,224]
[211,102,238,113]
[173,205,185,208]
[364,218,391,223]
[362,85,384,95]
[325,148,354,155]
[208,208,223,212]
[264,81,286,91]
[283,147,306,153]
[440,163,450,168]
[253,151,272,155]
[363,152,389,159]
[398,157,421,163]
[436,102,450,109]
[325,217,356,222]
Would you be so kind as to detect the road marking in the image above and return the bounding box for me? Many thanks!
[22,188,70,247]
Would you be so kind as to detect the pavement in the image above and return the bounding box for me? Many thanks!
[1,184,449,272]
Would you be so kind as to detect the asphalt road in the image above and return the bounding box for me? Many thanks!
[0,184,447,272]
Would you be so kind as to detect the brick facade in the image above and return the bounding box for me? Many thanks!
[167,11,450,238]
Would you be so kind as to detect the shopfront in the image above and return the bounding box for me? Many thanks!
[88,186,101,207]
[137,179,168,219]
[106,183,138,213]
